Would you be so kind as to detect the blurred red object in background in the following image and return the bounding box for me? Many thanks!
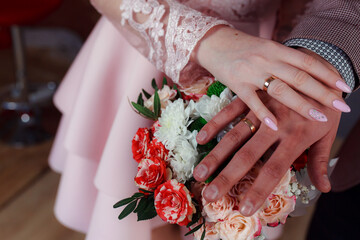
[0,0,62,48]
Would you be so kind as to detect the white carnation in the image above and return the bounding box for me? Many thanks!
[195,88,233,122]
[154,99,195,151]
[169,137,199,183]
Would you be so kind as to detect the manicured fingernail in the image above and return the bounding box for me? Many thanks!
[323,174,331,190]
[197,131,207,142]
[204,185,218,201]
[336,80,352,93]
[195,164,208,179]
[264,117,278,131]
[240,200,254,216]
[309,109,328,122]
[333,100,351,112]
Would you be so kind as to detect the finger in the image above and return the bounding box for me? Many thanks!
[272,64,351,113]
[266,78,329,122]
[194,111,261,182]
[307,132,335,193]
[202,119,276,202]
[281,47,352,93]
[237,88,279,131]
[196,98,248,145]
[239,138,304,216]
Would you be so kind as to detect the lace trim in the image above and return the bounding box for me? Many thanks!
[120,0,229,83]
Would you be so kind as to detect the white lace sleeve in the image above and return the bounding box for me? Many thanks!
[118,0,230,84]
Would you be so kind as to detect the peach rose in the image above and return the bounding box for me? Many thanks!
[144,85,177,111]
[193,222,220,240]
[257,194,296,226]
[228,161,263,200]
[154,179,196,226]
[216,211,262,240]
[202,191,237,222]
[273,169,292,195]
[180,76,214,100]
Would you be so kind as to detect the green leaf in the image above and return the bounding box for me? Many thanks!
[200,229,206,240]
[134,197,148,213]
[139,188,154,194]
[132,192,145,198]
[113,197,135,208]
[173,85,182,99]
[188,117,207,132]
[153,90,161,117]
[185,223,204,236]
[186,208,201,228]
[142,89,152,99]
[151,78,158,90]
[137,93,144,106]
[162,77,168,88]
[131,102,157,120]
[207,81,227,97]
[118,200,138,220]
[137,197,157,221]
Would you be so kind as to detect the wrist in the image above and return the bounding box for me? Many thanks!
[190,25,245,68]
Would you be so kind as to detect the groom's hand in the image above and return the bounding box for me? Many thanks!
[193,49,344,216]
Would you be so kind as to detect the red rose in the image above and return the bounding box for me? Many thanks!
[154,179,195,226]
[132,128,151,163]
[134,156,169,191]
[293,152,308,171]
[146,138,169,161]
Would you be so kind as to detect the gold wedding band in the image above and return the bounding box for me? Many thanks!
[241,118,256,134]
[263,76,276,92]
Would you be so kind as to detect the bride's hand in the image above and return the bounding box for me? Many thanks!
[193,90,341,216]
[192,26,351,130]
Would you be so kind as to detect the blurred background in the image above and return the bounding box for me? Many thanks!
[0,1,98,239]
[0,1,355,240]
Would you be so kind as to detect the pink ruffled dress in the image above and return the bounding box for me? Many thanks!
[49,0,281,239]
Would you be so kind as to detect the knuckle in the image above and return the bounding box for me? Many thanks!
[238,150,256,166]
[225,128,243,143]
[294,101,306,114]
[262,163,284,180]
[302,54,317,69]
[293,71,308,88]
[205,120,219,132]
[249,187,268,200]
[269,81,288,97]
[217,173,232,187]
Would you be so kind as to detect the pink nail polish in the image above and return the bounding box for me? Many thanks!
[333,100,351,112]
[323,174,331,190]
[336,80,351,93]
[195,164,208,179]
[309,109,328,122]
[264,117,278,131]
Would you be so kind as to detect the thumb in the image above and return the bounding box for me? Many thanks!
[307,132,335,193]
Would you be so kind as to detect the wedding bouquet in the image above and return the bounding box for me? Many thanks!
[114,77,316,240]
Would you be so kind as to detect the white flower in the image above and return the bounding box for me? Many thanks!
[154,100,199,182]
[195,88,233,122]
[168,137,198,182]
[154,99,194,151]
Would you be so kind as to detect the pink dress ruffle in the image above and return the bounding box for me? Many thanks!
[49,13,277,240]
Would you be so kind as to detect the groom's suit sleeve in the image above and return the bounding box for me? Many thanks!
[283,0,360,93]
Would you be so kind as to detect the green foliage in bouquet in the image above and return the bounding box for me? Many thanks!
[189,117,207,132]
[206,81,227,97]
[132,77,181,121]
[114,190,157,221]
